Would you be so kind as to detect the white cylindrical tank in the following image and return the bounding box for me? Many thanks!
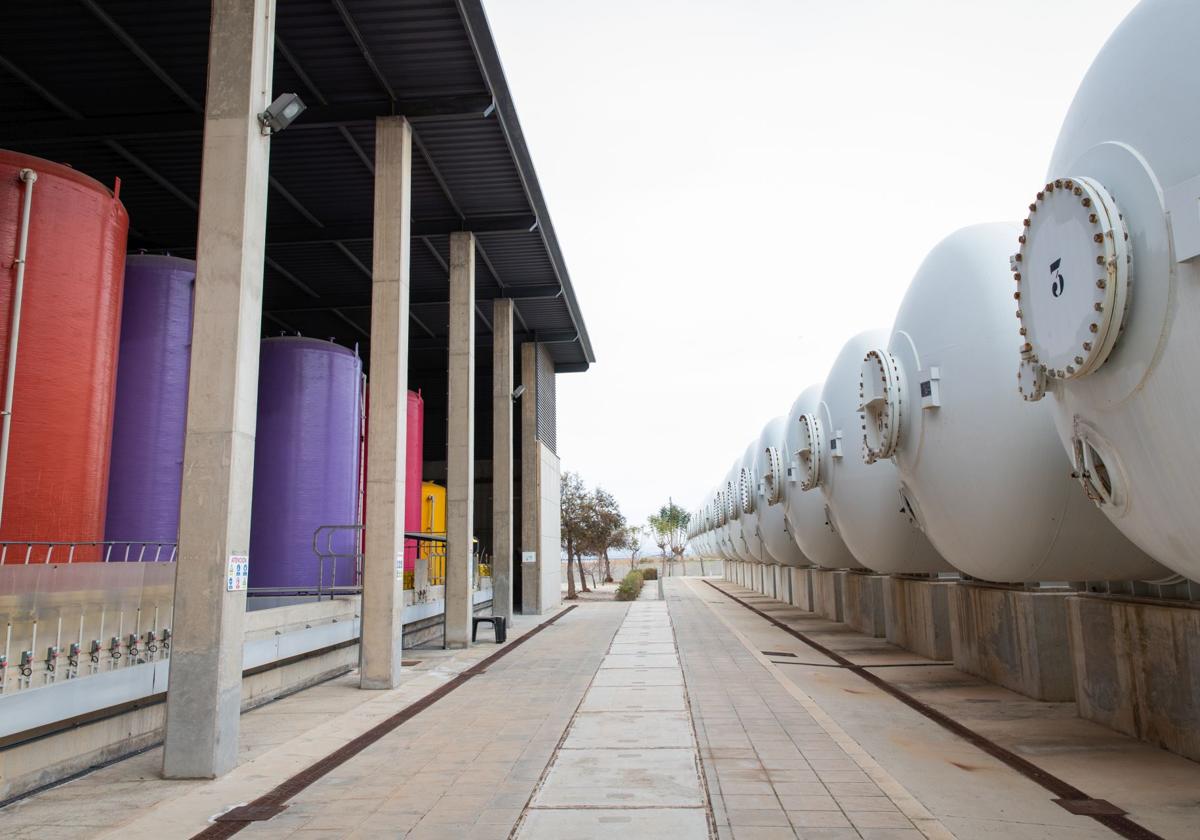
[1011,0,1200,581]
[821,330,952,573]
[722,464,751,562]
[753,416,809,566]
[736,442,775,563]
[783,384,861,569]
[867,224,1166,581]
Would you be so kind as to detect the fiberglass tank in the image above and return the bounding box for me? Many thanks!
[783,384,860,569]
[753,416,808,566]
[1012,0,1200,580]
[862,224,1165,581]
[820,330,952,573]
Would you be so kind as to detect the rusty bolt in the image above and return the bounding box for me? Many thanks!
[1089,323,1099,333]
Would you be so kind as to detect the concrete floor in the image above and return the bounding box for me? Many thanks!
[2,578,1197,839]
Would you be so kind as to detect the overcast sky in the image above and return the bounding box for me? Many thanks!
[483,0,1139,533]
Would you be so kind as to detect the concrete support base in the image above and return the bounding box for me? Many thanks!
[1067,595,1200,762]
[789,567,813,612]
[884,577,954,661]
[811,569,843,622]
[839,572,887,638]
[949,583,1074,702]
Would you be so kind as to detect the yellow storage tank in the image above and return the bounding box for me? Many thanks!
[421,481,446,584]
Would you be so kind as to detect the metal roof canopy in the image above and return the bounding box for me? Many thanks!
[0,0,594,374]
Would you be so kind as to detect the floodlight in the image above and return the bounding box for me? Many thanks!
[259,93,307,134]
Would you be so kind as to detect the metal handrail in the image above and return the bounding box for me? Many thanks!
[312,524,364,599]
[0,540,178,565]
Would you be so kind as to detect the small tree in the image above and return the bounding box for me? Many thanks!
[624,526,645,569]
[648,513,670,574]
[560,471,589,599]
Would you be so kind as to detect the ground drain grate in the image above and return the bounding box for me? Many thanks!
[214,805,287,822]
[1054,799,1127,816]
[762,650,796,657]
[401,660,422,667]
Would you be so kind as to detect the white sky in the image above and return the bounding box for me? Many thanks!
[484,0,1139,531]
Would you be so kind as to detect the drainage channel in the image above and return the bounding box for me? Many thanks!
[703,580,1164,840]
[192,605,578,840]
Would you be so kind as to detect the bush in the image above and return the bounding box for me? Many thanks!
[615,569,644,601]
[641,567,658,581]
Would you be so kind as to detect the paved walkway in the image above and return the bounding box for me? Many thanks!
[514,599,711,838]
[5,577,1199,839]
[672,580,948,840]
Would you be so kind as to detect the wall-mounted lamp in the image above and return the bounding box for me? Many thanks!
[259,93,307,135]
[511,384,526,402]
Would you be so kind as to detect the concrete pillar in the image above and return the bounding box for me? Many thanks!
[491,299,514,623]
[884,577,954,661]
[161,0,276,780]
[840,572,887,638]
[444,231,475,648]
[811,569,844,622]
[520,342,540,614]
[359,116,413,688]
[949,583,1074,701]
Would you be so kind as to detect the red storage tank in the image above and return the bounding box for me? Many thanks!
[404,390,424,569]
[0,151,128,562]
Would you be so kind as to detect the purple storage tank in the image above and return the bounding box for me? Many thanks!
[105,255,195,551]
[249,337,362,590]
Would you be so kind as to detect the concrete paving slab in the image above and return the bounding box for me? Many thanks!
[564,711,694,749]
[516,808,709,839]
[590,667,684,687]
[609,642,678,655]
[532,747,703,807]
[580,684,687,712]
[600,653,679,669]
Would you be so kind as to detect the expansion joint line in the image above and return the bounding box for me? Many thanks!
[702,580,1164,840]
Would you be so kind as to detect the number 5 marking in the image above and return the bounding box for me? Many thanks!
[1050,258,1065,298]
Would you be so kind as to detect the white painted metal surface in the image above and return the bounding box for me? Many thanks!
[881,224,1167,582]
[783,384,861,570]
[752,416,808,567]
[1014,0,1200,580]
[820,330,951,573]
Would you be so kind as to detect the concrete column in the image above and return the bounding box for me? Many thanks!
[359,116,413,689]
[161,0,276,780]
[444,231,475,648]
[491,299,514,622]
[520,342,540,614]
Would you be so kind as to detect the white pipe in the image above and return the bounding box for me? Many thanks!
[0,168,37,531]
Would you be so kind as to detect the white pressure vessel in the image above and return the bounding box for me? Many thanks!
[722,463,751,562]
[864,224,1167,581]
[783,384,862,569]
[753,416,809,566]
[736,441,774,563]
[820,330,952,573]
[1012,0,1200,581]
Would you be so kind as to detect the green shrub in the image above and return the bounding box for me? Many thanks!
[641,567,658,581]
[615,569,644,601]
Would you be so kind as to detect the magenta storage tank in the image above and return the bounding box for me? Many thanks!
[249,337,362,590]
[105,255,195,552]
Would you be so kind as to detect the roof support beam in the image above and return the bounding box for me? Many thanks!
[0,98,494,144]
[265,283,561,314]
